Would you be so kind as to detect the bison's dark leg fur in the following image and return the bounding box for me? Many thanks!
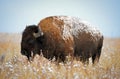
[92,37,103,64]
[32,49,40,60]
[92,54,96,64]
[26,55,30,60]
[60,54,66,62]
[97,36,103,62]
[32,42,41,59]
[92,36,103,64]
[93,43,102,64]
[92,49,101,64]
[92,49,100,64]
[97,47,102,59]
[26,52,32,61]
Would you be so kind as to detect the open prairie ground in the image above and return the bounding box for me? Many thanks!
[0,33,120,79]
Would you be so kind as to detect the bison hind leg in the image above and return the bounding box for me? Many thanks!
[92,53,97,64]
[92,38,103,64]
[80,52,89,64]
[92,49,101,64]
[92,36,103,64]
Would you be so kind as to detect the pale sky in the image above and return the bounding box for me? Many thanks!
[0,0,120,37]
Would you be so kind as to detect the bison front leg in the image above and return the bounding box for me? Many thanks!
[32,48,41,59]
[26,51,32,61]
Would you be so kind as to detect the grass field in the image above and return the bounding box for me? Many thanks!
[0,33,120,79]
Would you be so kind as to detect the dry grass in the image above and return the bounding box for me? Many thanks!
[0,33,120,79]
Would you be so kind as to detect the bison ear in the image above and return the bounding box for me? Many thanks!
[33,26,44,38]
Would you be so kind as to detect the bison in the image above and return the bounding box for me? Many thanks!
[21,16,103,64]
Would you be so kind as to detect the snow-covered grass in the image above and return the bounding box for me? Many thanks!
[0,33,120,79]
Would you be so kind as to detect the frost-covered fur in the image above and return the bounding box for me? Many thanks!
[54,16,102,41]
[21,16,103,64]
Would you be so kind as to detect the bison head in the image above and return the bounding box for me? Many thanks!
[21,25,44,61]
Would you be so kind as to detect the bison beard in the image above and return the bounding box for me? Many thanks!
[21,16,104,64]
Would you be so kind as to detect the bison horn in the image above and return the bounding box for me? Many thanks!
[33,27,44,38]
